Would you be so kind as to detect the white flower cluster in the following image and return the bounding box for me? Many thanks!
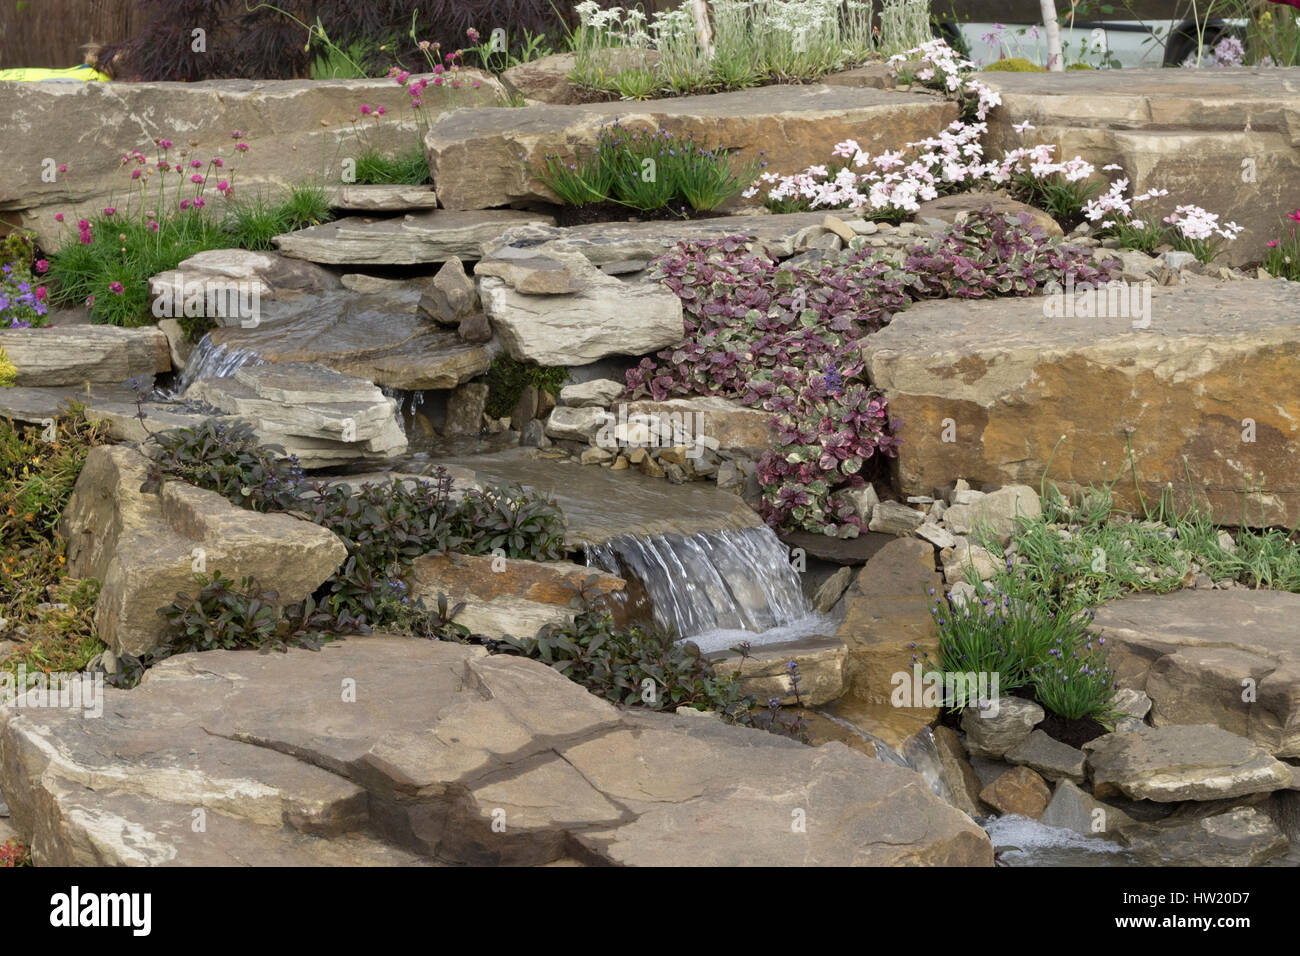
[887,39,1002,120]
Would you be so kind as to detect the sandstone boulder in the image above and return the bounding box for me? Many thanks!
[1120,807,1289,867]
[705,635,848,706]
[0,636,992,866]
[426,85,956,211]
[863,283,1300,528]
[59,445,347,656]
[979,765,1051,818]
[962,697,1044,759]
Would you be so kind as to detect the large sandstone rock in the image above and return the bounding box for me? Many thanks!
[914,191,1062,238]
[410,552,624,640]
[979,765,1050,818]
[186,362,407,467]
[962,697,1044,759]
[0,75,504,248]
[479,254,684,365]
[622,397,778,453]
[0,637,992,866]
[1084,724,1294,802]
[983,68,1300,266]
[834,537,943,716]
[863,283,1300,528]
[59,445,347,656]
[274,209,554,265]
[1091,589,1300,758]
[330,184,439,212]
[426,85,956,210]
[706,635,848,707]
[0,326,169,387]
[203,289,499,391]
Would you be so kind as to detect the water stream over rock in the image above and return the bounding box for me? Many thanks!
[171,335,265,396]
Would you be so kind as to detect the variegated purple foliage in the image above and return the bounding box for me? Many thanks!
[626,210,1118,534]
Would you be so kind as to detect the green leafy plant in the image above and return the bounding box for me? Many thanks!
[157,571,282,653]
[0,348,16,387]
[483,355,568,418]
[453,485,568,561]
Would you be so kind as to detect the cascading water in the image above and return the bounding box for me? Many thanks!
[167,335,265,397]
[584,525,828,653]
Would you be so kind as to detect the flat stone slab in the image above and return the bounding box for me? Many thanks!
[0,384,225,443]
[706,634,847,707]
[485,212,839,265]
[0,326,170,387]
[206,289,499,390]
[1084,723,1294,803]
[426,84,956,211]
[438,448,763,547]
[274,209,554,265]
[1092,589,1300,758]
[0,637,991,866]
[331,184,439,212]
[863,282,1300,528]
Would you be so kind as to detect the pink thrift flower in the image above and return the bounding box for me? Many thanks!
[131,169,142,179]
[216,180,230,193]
[193,196,205,208]
[467,28,480,42]
[190,174,203,183]
[433,76,443,86]
[230,130,244,139]
[360,104,372,115]
[58,164,67,173]
[397,70,410,83]
[376,105,385,116]
[35,259,48,273]
[235,143,249,152]
[158,139,173,149]
[54,213,64,222]
[148,220,159,232]
[1290,209,1300,222]
[109,281,124,295]
[190,160,202,169]
[213,158,224,168]
[77,219,90,230]
[34,286,47,301]
[85,295,95,307]
[1267,240,1280,247]
[103,206,116,216]
[180,199,191,210]
[158,161,170,172]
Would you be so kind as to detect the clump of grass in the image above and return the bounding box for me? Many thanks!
[353,147,432,185]
[223,183,335,251]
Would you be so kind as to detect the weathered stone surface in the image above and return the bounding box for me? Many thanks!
[148,248,341,328]
[205,289,498,391]
[500,52,583,104]
[486,212,847,265]
[863,283,1300,527]
[1121,807,1289,867]
[560,378,624,408]
[0,74,504,247]
[979,765,1050,818]
[474,248,584,294]
[1085,724,1294,803]
[544,405,608,442]
[0,637,991,866]
[186,362,407,466]
[622,396,777,453]
[940,541,1000,586]
[914,191,1062,237]
[443,449,763,547]
[1040,779,1135,839]
[59,445,347,656]
[835,538,942,713]
[983,68,1300,265]
[1091,589,1300,758]
[480,258,683,365]
[427,85,955,211]
[418,257,480,325]
[411,553,624,639]
[933,724,987,819]
[812,565,854,613]
[444,383,489,437]
[331,184,439,212]
[962,697,1044,760]
[868,499,926,535]
[1005,729,1086,784]
[779,529,895,566]
[0,326,169,387]
[706,635,847,707]
[941,484,1042,540]
[274,209,554,265]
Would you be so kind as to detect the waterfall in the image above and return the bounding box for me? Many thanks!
[168,335,265,397]
[585,526,827,652]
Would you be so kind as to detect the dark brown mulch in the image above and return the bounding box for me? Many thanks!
[937,685,1108,749]
[551,201,724,228]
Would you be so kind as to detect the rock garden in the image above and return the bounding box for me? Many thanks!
[0,0,1299,869]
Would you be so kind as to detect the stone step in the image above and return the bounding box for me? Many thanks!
[0,326,169,387]
[982,68,1300,266]
[424,84,956,211]
[273,209,554,265]
[330,184,439,212]
[862,281,1300,528]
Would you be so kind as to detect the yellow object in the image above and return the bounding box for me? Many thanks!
[0,64,110,82]
[981,58,1047,72]
[0,348,16,388]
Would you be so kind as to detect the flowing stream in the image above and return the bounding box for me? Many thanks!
[167,335,265,397]
[584,526,829,654]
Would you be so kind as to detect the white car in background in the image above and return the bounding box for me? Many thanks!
[933,1,1247,68]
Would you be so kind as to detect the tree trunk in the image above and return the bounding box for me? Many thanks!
[1040,0,1065,70]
